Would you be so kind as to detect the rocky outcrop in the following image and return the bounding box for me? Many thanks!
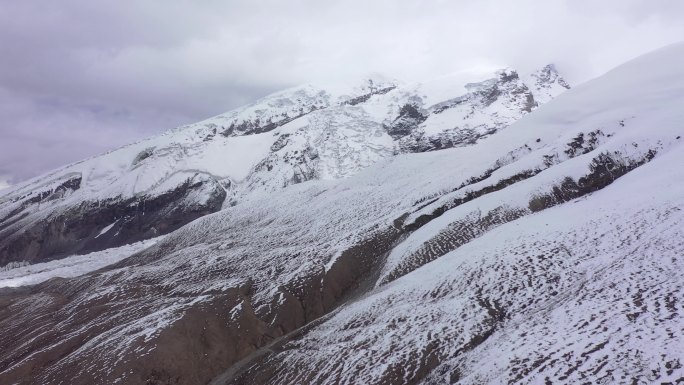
[341,80,397,106]
[0,174,226,265]
[394,69,545,153]
[385,103,428,139]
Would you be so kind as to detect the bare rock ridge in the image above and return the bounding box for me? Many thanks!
[0,175,226,265]
[2,43,684,385]
[0,65,568,266]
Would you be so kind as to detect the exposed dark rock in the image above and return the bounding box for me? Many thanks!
[404,168,540,232]
[535,64,571,90]
[529,149,657,212]
[131,147,156,167]
[218,228,403,385]
[431,96,468,114]
[382,206,527,284]
[270,133,291,152]
[0,174,82,233]
[388,144,659,285]
[384,104,428,139]
[341,84,396,106]
[564,130,605,158]
[398,127,483,153]
[220,108,321,137]
[0,222,402,385]
[0,175,226,265]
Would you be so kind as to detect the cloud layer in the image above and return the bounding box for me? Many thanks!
[1,0,683,184]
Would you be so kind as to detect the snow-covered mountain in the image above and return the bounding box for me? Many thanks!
[0,65,568,266]
[2,42,684,385]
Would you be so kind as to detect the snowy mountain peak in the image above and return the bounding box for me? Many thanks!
[528,63,571,104]
[0,63,570,267]
[345,72,400,93]
[533,63,569,87]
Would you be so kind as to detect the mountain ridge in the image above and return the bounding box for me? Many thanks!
[0,64,568,266]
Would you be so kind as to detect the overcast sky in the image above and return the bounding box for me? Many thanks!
[1,0,683,187]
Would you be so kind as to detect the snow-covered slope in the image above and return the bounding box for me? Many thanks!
[1,42,683,385]
[243,154,684,385]
[0,65,568,266]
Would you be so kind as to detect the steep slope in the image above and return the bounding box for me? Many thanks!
[0,43,682,385]
[0,66,568,266]
[235,154,684,385]
[222,46,684,385]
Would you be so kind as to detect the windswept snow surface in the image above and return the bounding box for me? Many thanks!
[253,146,684,385]
[219,42,684,384]
[0,44,683,385]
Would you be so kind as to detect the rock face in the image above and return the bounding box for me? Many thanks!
[0,66,568,266]
[391,68,555,153]
[0,173,226,265]
[2,43,684,385]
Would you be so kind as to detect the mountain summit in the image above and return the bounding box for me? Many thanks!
[0,65,568,266]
